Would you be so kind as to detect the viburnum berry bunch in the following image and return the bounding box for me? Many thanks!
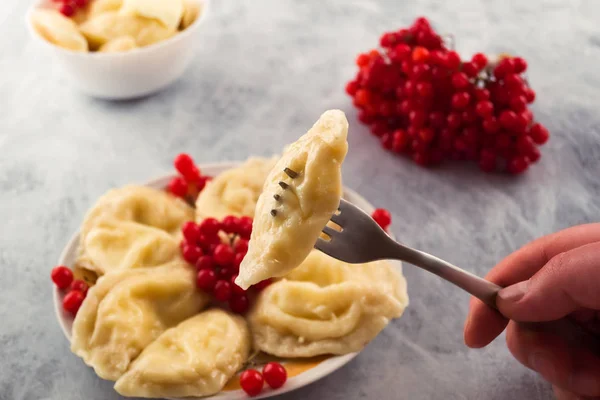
[168,153,211,202]
[51,265,89,316]
[180,216,271,315]
[51,0,88,17]
[345,17,549,174]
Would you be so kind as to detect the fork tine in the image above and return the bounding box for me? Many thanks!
[321,225,338,237]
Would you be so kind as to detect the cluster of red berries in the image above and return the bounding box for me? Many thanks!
[345,17,549,174]
[51,0,88,17]
[240,362,287,397]
[51,265,89,315]
[168,153,211,201]
[180,215,270,315]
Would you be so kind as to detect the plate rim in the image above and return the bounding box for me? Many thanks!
[54,161,397,399]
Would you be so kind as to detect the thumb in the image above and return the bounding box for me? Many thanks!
[497,242,600,322]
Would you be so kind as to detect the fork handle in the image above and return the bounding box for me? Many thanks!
[389,243,502,309]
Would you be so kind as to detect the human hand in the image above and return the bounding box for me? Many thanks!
[463,223,600,399]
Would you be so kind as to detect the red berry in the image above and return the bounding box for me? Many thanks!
[474,88,490,101]
[428,112,445,128]
[392,129,409,152]
[512,57,528,73]
[174,153,195,176]
[507,156,529,174]
[379,32,398,48]
[461,62,479,77]
[475,101,494,118]
[234,239,249,255]
[409,110,426,128]
[356,53,370,67]
[482,117,500,134]
[372,208,391,229]
[357,110,374,125]
[229,293,250,314]
[182,244,203,264]
[195,255,214,271]
[263,362,287,389]
[196,269,217,292]
[253,279,273,292]
[237,216,253,239]
[413,152,430,167]
[213,244,234,266]
[429,50,447,66]
[345,80,359,96]
[221,216,240,234]
[51,266,73,290]
[528,146,541,163]
[167,177,188,198]
[447,112,462,129]
[509,95,527,112]
[403,80,416,97]
[239,369,264,397]
[233,252,245,269]
[63,290,85,315]
[499,110,518,129]
[182,221,200,243]
[419,128,435,143]
[446,51,461,70]
[230,275,246,295]
[479,149,497,172]
[59,3,75,16]
[516,135,536,155]
[524,88,536,103]
[451,72,469,89]
[415,81,433,98]
[213,280,232,302]
[354,89,370,106]
[70,279,88,296]
[411,46,430,62]
[451,92,471,110]
[504,74,524,91]
[529,123,549,144]
[381,133,393,150]
[472,53,488,69]
[198,217,220,237]
[494,58,515,79]
[74,0,88,7]
[370,120,389,137]
[389,43,411,62]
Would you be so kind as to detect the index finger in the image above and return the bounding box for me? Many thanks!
[464,223,600,348]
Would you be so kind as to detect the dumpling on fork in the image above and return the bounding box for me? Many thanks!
[235,110,349,289]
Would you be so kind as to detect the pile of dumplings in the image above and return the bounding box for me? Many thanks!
[30,0,203,53]
[69,157,409,399]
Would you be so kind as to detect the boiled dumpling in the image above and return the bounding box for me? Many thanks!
[99,35,137,52]
[79,12,174,49]
[180,0,203,30]
[71,263,209,381]
[78,220,180,275]
[120,0,184,31]
[248,251,408,357]
[236,110,348,289]
[87,0,124,18]
[30,9,88,52]
[115,309,250,398]
[78,185,193,275]
[195,157,277,220]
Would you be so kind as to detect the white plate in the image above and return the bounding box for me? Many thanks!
[54,161,399,399]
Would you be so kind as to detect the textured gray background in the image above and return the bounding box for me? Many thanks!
[1,0,599,399]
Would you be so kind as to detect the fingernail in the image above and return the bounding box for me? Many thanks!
[530,352,557,382]
[498,280,529,303]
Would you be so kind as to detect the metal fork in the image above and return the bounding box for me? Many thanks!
[316,198,501,309]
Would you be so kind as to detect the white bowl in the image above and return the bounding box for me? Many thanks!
[54,162,402,399]
[26,0,210,100]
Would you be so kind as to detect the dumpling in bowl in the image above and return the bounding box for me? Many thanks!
[77,185,193,275]
[87,0,124,18]
[195,157,277,220]
[236,110,348,289]
[115,309,251,398]
[30,9,88,52]
[79,12,175,49]
[70,262,209,381]
[248,250,408,358]
[120,0,184,31]
[99,35,137,52]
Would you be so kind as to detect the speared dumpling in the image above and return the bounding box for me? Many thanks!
[30,9,88,52]
[236,110,349,289]
[114,309,251,398]
[195,157,277,221]
[70,262,209,381]
[248,250,408,358]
